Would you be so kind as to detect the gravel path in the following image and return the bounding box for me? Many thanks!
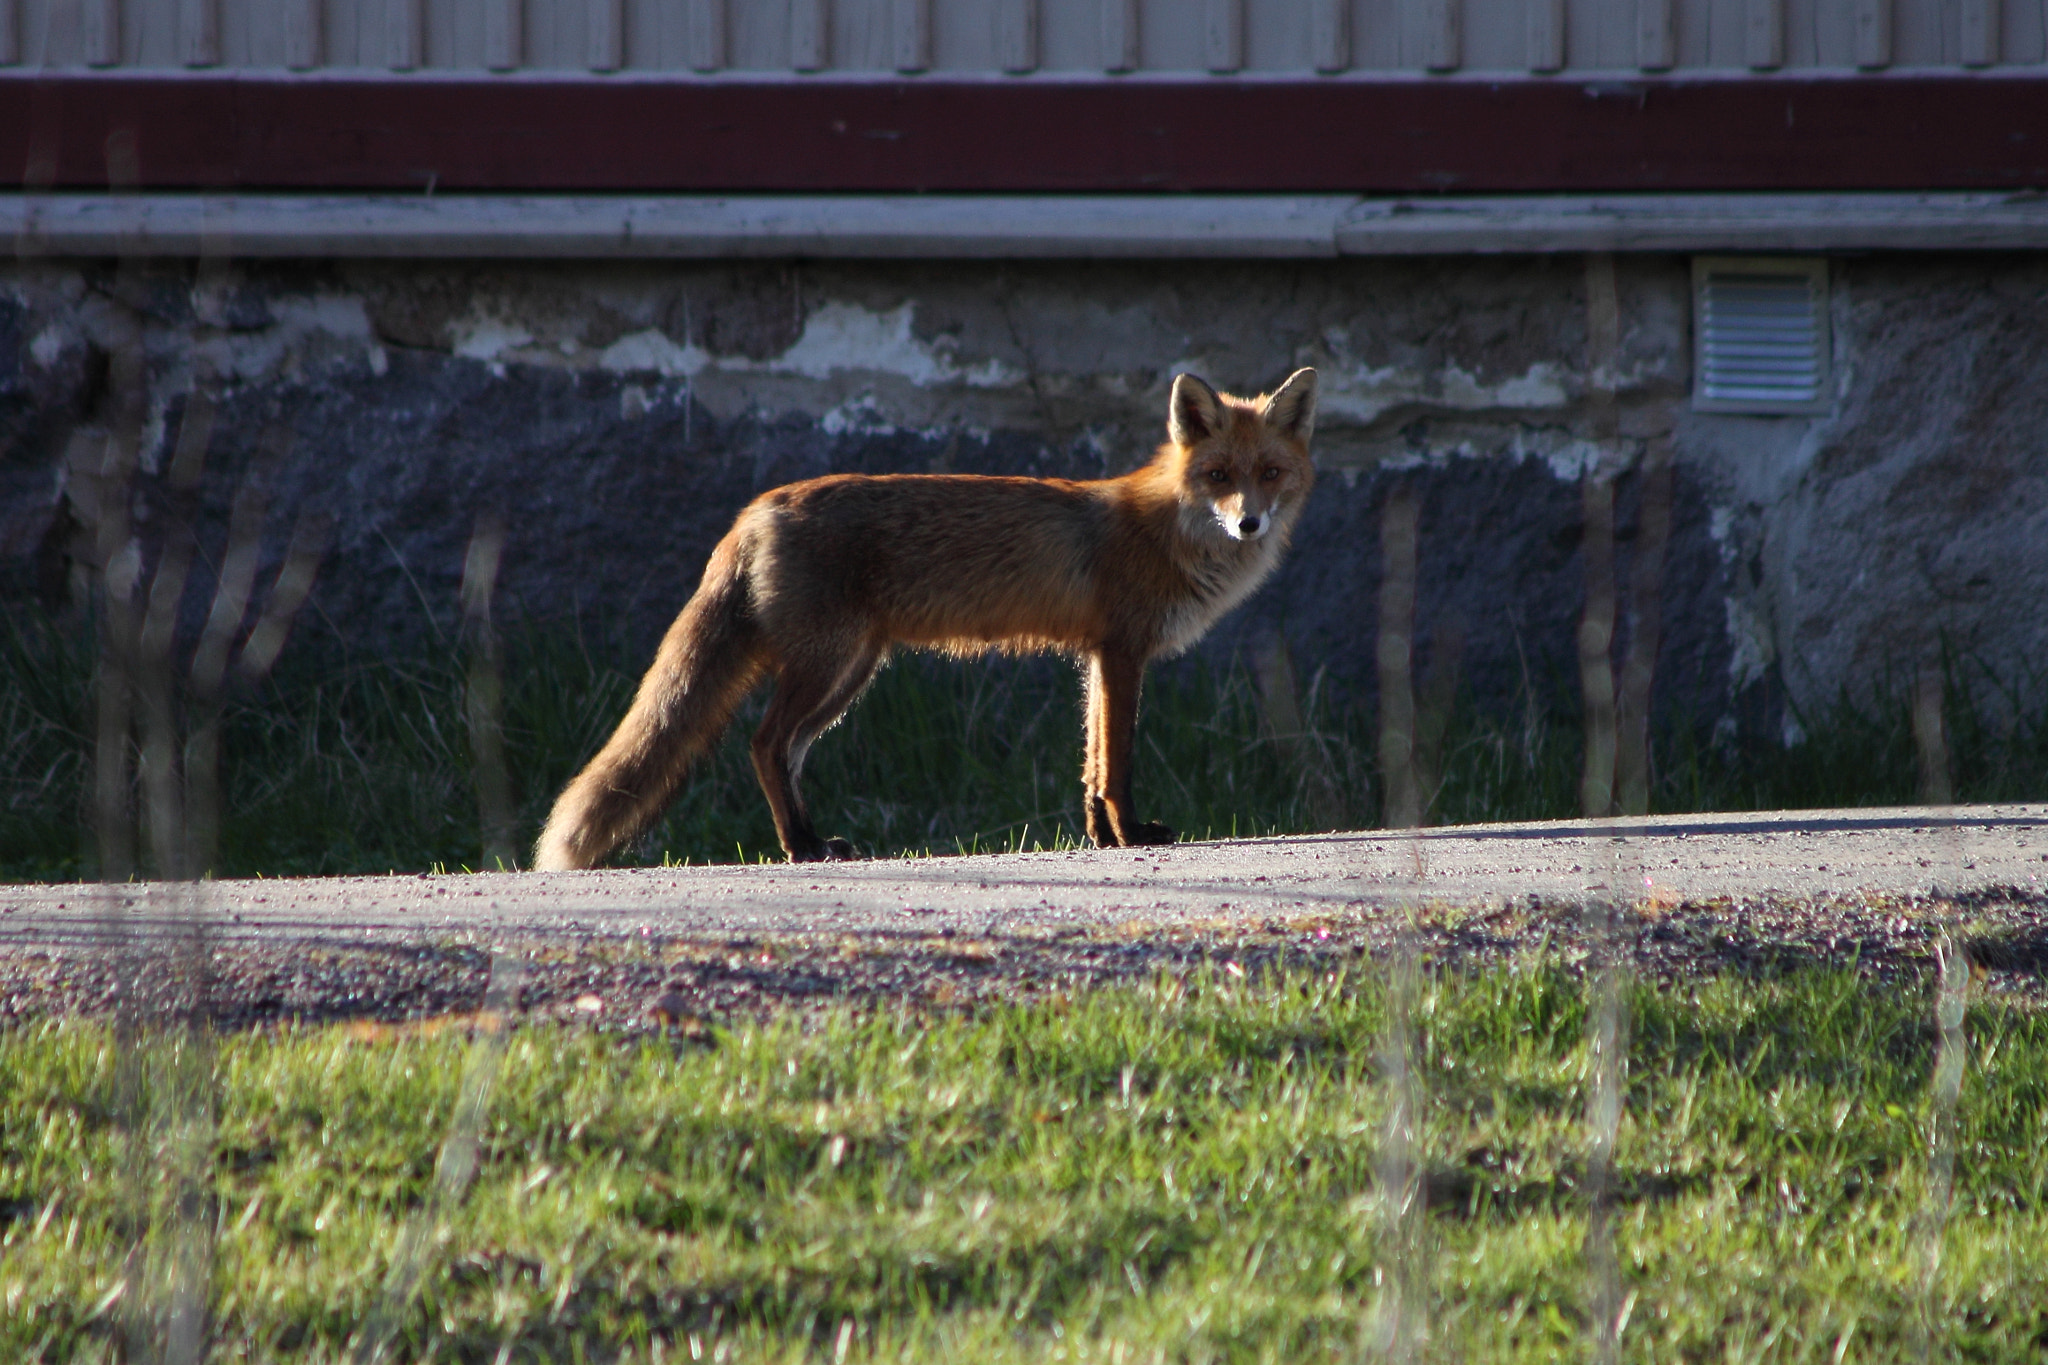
[4,805,2045,1032]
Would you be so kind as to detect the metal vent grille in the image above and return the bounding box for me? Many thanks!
[1692,257,1831,414]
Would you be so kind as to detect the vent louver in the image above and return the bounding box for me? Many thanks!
[1692,257,1831,414]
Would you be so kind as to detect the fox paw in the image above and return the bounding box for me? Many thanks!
[1126,821,1177,847]
[1084,796,1112,848]
[788,836,860,863]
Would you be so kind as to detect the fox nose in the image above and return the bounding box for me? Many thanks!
[1238,516,1262,535]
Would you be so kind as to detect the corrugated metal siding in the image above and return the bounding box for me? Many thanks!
[7,0,2045,73]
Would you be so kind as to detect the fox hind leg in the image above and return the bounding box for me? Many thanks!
[751,641,885,861]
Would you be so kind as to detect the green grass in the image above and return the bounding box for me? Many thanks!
[3,607,2046,880]
[3,963,2045,1361]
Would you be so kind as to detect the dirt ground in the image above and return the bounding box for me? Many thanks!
[4,805,2044,1033]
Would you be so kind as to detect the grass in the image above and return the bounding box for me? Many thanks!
[2,607,2046,880]
[2,962,2045,1361]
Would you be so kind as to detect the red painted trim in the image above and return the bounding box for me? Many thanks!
[5,70,2047,194]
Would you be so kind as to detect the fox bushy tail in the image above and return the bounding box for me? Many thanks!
[534,542,765,871]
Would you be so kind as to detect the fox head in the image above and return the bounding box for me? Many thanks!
[1166,368,1318,544]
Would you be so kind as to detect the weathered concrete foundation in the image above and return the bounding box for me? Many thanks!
[4,252,2045,742]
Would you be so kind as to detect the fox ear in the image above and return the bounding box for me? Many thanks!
[1261,368,1317,444]
[1168,373,1226,447]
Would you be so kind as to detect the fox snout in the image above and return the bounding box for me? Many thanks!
[1219,503,1273,541]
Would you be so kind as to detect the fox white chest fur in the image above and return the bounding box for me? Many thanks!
[1155,514,1297,657]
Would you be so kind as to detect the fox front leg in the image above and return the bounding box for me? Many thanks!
[1082,649,1175,849]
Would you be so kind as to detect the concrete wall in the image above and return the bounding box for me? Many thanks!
[3,251,2044,740]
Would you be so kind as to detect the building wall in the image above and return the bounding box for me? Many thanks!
[4,251,2046,741]
[9,0,2045,74]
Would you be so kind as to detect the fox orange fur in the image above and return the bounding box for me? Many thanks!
[533,368,1318,870]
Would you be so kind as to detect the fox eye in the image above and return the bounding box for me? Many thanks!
[1205,468,1229,484]
[1260,466,1281,482]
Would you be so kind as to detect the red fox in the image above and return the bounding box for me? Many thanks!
[533,368,1317,870]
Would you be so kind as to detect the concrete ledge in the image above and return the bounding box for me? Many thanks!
[6,192,2048,259]
[3,194,1353,259]
[1335,192,2048,254]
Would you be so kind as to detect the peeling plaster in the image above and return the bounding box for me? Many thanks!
[192,293,374,383]
[597,303,1022,397]
[766,302,1019,389]
[1725,595,1776,690]
[1318,360,1573,426]
[600,328,705,378]
[1500,426,1613,482]
[452,314,534,363]
[1709,505,1737,556]
[818,393,898,437]
[1442,362,1572,411]
[139,393,170,475]
[28,327,63,369]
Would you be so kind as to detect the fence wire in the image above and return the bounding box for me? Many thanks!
[5,116,2007,1362]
